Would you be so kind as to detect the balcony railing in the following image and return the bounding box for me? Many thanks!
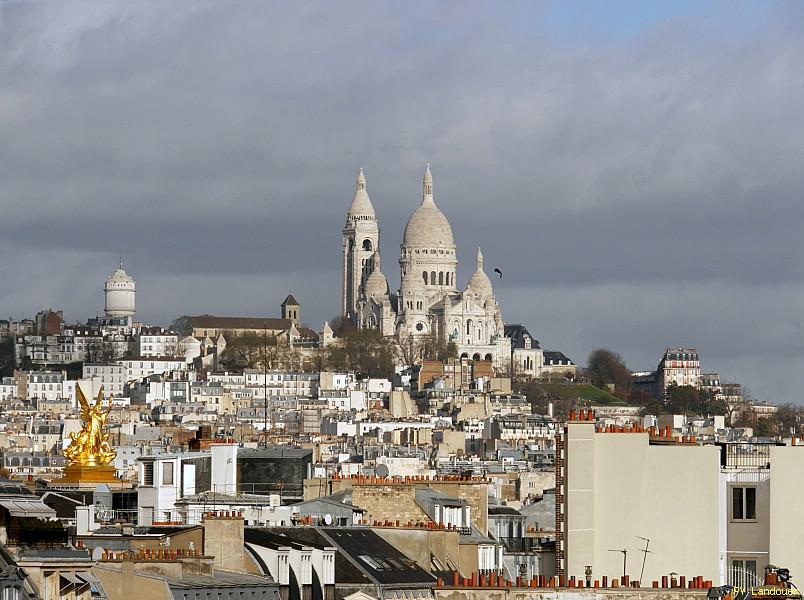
[6,526,68,548]
[726,566,761,589]
[719,443,779,469]
[498,537,536,553]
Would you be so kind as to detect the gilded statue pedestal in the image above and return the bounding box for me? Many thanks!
[57,385,119,487]
[57,464,118,484]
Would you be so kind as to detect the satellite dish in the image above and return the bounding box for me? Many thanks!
[323,513,333,526]
[92,547,105,561]
[375,464,389,478]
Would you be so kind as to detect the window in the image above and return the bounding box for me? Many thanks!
[162,462,174,485]
[359,555,382,570]
[143,462,154,485]
[732,486,756,520]
[423,272,428,285]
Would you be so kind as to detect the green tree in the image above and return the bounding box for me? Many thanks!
[0,337,15,377]
[586,348,631,400]
[698,389,729,416]
[639,397,667,416]
[754,418,775,438]
[664,383,700,415]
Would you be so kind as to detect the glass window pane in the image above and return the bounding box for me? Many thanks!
[746,487,756,519]
[732,487,744,520]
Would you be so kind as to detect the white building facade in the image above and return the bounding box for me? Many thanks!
[344,166,510,367]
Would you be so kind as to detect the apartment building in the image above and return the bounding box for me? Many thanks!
[136,327,179,357]
[658,347,701,394]
[243,370,319,399]
[83,363,125,398]
[556,419,720,583]
[559,416,804,586]
[119,357,187,382]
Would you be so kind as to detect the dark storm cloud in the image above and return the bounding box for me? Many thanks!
[1,1,804,402]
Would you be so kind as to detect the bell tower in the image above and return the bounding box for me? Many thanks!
[342,168,380,322]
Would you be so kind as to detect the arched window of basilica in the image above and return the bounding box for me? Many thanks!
[486,353,493,361]
[472,353,481,361]
[362,239,372,251]
[431,271,436,285]
[423,272,428,285]
[466,319,473,335]
[439,272,444,285]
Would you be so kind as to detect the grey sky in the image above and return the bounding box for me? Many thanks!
[1,1,803,402]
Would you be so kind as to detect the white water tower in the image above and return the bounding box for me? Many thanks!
[104,261,136,322]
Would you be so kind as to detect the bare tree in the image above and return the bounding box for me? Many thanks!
[586,348,631,400]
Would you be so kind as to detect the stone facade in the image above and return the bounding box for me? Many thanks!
[351,483,428,526]
[342,166,510,368]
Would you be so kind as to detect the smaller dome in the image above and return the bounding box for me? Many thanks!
[364,252,389,298]
[467,248,493,298]
[347,168,376,219]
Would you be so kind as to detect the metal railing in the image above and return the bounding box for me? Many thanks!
[720,443,776,469]
[210,482,304,500]
[726,566,761,589]
[498,537,536,553]
[6,526,67,548]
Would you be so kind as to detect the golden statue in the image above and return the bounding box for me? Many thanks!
[63,386,116,467]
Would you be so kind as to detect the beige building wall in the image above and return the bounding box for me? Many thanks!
[93,564,172,600]
[437,430,467,455]
[769,446,804,579]
[202,514,245,572]
[564,423,720,582]
[324,479,488,534]
[352,483,429,525]
[375,528,467,575]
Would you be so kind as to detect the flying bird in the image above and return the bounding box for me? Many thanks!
[493,268,503,279]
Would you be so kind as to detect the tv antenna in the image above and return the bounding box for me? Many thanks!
[637,536,652,583]
[608,548,627,578]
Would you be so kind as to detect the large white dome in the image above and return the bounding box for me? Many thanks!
[402,165,454,248]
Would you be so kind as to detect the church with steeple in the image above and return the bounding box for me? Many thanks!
[341,165,511,367]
